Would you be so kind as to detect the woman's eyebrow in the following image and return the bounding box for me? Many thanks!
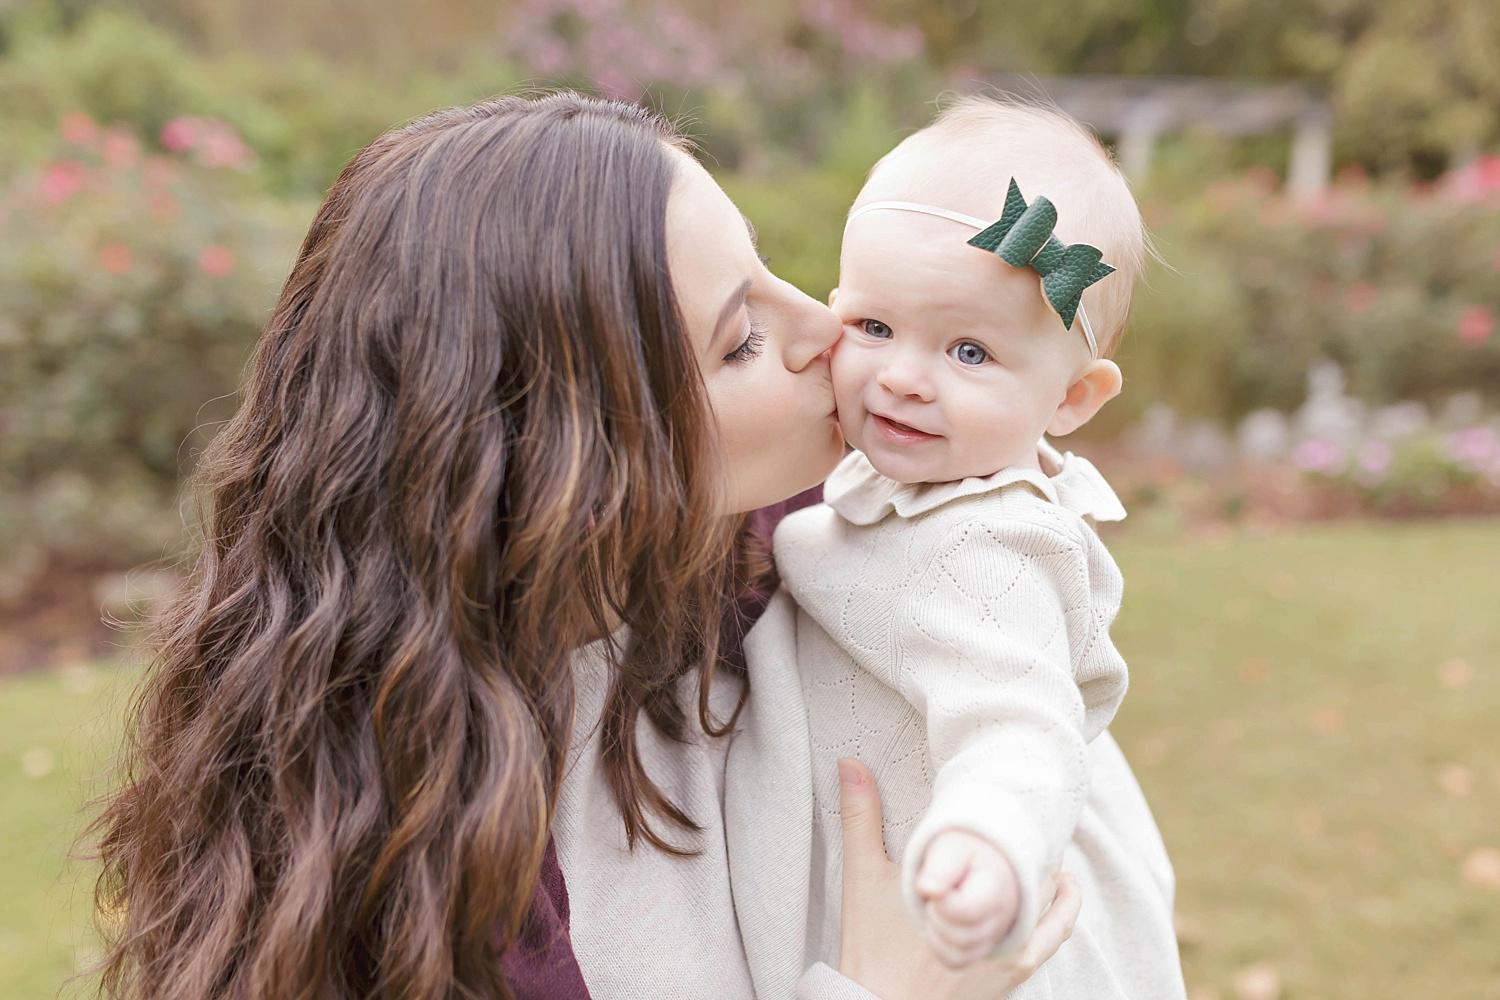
[712,278,753,347]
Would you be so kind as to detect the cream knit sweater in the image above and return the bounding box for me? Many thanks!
[553,631,878,1000]
[771,442,1186,999]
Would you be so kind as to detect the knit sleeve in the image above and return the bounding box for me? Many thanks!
[892,511,1117,958]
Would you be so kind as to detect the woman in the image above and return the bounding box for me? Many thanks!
[90,92,1078,999]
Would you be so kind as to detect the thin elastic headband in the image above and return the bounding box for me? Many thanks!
[845,200,1100,359]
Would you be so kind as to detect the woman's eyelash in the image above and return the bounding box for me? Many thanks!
[724,320,768,364]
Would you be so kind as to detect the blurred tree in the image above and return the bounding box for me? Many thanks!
[875,0,1499,174]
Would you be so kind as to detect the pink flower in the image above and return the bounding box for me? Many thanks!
[148,192,178,221]
[1294,438,1342,473]
[1445,155,1500,202]
[1458,305,1495,346]
[1333,163,1369,189]
[99,243,133,275]
[1343,282,1378,315]
[198,123,256,170]
[160,117,198,152]
[1448,426,1497,464]
[102,129,141,170]
[1358,440,1392,475]
[143,155,178,189]
[39,160,88,205]
[198,245,235,277]
[1354,440,1392,487]
[161,116,257,170]
[531,37,569,75]
[1204,181,1239,216]
[60,111,97,145]
[1243,165,1279,196]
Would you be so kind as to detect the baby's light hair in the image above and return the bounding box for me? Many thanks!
[853,94,1148,356]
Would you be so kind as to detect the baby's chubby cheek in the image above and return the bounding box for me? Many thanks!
[827,334,867,444]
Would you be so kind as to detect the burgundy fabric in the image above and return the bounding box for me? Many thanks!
[498,836,591,999]
[499,485,825,999]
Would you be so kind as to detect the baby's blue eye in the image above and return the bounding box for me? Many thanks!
[861,319,893,339]
[952,342,988,366]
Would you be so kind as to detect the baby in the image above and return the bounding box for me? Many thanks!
[773,98,1186,997]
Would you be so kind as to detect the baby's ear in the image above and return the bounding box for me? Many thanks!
[827,286,839,308]
[1048,360,1122,437]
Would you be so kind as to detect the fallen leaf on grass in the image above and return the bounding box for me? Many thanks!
[58,662,99,694]
[1296,808,1324,836]
[1436,763,1473,797]
[1461,847,1500,890]
[1134,735,1171,767]
[21,746,56,779]
[1310,706,1344,734]
[1238,657,1270,685]
[1233,962,1281,1000]
[1174,911,1205,948]
[1266,572,1297,601]
[1439,658,1473,689]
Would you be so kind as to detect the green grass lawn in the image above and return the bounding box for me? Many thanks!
[1108,518,1500,1000]
[0,659,128,1000]
[3,518,1498,999]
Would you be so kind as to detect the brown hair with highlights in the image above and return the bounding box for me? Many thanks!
[89,92,746,1000]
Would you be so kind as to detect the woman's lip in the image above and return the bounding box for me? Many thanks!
[872,413,939,444]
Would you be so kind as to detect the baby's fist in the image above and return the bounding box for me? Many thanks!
[914,830,1021,968]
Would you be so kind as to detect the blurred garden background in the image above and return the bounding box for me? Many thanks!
[1,0,1497,997]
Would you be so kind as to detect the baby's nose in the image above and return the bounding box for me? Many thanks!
[876,359,935,401]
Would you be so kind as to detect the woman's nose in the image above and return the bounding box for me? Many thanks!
[782,288,842,372]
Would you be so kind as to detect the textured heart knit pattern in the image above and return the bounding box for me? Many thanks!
[773,442,1130,969]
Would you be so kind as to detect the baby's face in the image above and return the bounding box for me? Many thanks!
[831,212,1088,484]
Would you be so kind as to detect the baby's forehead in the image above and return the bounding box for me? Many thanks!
[840,213,996,299]
[838,211,1053,330]
[856,142,1019,222]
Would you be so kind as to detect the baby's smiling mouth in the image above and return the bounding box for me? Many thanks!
[871,412,940,443]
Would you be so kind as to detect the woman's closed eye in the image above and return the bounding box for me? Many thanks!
[723,319,768,364]
[950,341,989,366]
[858,318,893,339]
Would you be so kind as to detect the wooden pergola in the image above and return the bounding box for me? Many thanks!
[982,75,1333,198]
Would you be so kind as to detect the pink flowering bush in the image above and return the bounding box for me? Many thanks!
[1292,424,1500,516]
[1105,165,1500,436]
[0,114,305,597]
[499,0,931,169]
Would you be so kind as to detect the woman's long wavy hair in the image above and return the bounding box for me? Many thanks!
[89,92,751,1000]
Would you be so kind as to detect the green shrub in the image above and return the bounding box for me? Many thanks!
[0,7,525,195]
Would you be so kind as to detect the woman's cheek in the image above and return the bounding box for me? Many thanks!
[709,368,788,469]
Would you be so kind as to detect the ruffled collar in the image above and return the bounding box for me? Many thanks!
[823,439,1127,526]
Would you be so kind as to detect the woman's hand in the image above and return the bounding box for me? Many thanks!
[835,758,1080,1000]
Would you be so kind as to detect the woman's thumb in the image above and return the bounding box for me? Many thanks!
[838,758,889,883]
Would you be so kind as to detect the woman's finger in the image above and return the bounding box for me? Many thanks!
[1015,872,1081,971]
[837,758,891,888]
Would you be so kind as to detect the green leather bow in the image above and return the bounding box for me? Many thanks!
[967,178,1114,331]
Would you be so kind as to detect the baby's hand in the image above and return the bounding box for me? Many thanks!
[914,830,1021,969]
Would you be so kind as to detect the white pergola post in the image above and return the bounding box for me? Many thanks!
[1118,102,1167,182]
[1289,107,1332,200]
